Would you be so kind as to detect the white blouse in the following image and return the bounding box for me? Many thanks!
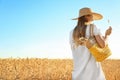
[69,24,106,80]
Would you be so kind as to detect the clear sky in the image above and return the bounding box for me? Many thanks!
[0,0,120,59]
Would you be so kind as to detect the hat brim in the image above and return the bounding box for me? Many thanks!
[72,13,103,20]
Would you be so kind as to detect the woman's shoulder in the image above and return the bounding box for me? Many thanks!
[91,23,101,35]
[93,23,100,28]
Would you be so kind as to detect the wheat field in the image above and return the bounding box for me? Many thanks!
[0,58,120,80]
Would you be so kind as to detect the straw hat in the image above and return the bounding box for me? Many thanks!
[72,7,103,20]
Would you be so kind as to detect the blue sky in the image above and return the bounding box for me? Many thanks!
[0,0,120,59]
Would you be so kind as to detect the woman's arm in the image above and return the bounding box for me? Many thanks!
[95,26,112,48]
[94,35,106,48]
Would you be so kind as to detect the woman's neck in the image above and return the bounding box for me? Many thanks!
[85,21,93,25]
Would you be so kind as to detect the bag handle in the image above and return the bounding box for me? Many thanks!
[89,24,94,38]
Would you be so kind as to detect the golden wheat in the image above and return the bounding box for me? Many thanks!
[0,58,120,80]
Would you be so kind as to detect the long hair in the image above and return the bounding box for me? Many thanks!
[73,16,88,46]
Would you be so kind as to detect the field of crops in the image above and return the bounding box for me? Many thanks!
[0,58,120,80]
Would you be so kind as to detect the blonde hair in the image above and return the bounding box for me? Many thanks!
[73,16,88,46]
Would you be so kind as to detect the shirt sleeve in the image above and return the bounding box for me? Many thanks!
[93,24,102,35]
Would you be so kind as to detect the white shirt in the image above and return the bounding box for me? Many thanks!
[69,24,106,80]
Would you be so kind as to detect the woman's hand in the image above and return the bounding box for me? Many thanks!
[78,37,88,45]
[105,26,112,36]
[86,39,94,49]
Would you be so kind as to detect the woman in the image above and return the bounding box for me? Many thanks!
[69,7,112,80]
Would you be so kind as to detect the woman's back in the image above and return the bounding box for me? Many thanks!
[70,24,106,80]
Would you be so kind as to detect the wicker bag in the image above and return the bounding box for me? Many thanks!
[88,24,112,62]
